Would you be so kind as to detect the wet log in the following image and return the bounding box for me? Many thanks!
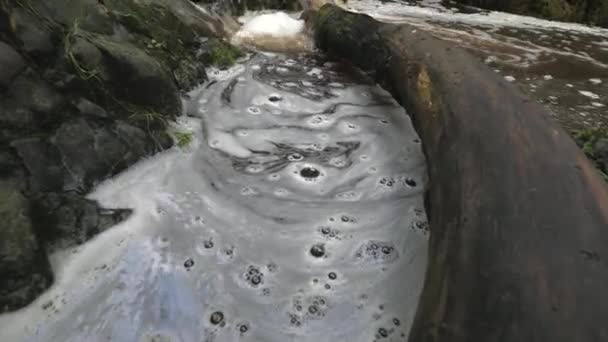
[312,5,608,342]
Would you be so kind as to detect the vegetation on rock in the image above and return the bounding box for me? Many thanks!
[0,0,240,312]
[575,128,608,180]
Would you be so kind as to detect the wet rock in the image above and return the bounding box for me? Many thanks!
[31,192,131,250]
[0,41,26,88]
[53,119,163,191]
[0,0,223,313]
[10,75,65,119]
[0,180,53,313]
[0,98,36,133]
[10,8,54,57]
[594,138,608,170]
[575,128,608,176]
[23,0,113,35]
[90,35,180,115]
[74,98,108,119]
[11,138,66,193]
[0,149,22,177]
[66,36,105,79]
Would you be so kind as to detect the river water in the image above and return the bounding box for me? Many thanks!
[347,0,608,130]
[2,1,606,341]
[0,52,428,341]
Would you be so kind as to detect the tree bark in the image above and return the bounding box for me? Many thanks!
[312,5,608,342]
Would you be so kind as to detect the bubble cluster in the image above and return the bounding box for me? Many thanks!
[355,241,399,264]
[243,265,264,287]
[319,226,340,240]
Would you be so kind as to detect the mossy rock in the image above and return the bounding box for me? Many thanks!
[574,128,608,179]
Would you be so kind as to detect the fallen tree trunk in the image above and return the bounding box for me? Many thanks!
[312,5,608,342]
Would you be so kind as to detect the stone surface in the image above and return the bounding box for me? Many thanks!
[0,41,26,88]
[31,192,132,251]
[0,180,52,313]
[9,8,54,56]
[11,138,66,193]
[0,0,230,312]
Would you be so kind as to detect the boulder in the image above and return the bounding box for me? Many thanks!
[11,138,66,193]
[10,74,65,120]
[0,41,26,88]
[89,35,180,116]
[9,8,54,57]
[0,180,52,313]
[31,192,132,251]
[0,0,226,312]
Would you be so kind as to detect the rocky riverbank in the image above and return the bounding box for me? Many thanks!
[452,0,608,27]
[0,0,242,312]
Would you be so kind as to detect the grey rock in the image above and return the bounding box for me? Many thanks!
[91,35,180,115]
[11,138,66,193]
[31,192,132,250]
[10,8,54,56]
[594,138,608,169]
[0,98,36,129]
[0,179,52,313]
[10,75,65,116]
[53,119,162,191]
[0,41,26,88]
[0,149,21,177]
[75,98,108,118]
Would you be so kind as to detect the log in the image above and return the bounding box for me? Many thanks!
[312,5,608,342]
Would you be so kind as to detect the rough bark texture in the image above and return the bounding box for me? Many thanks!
[314,5,608,342]
[451,0,608,27]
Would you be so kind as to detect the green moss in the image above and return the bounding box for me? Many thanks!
[574,128,608,181]
[64,20,101,81]
[207,39,241,68]
[173,131,193,147]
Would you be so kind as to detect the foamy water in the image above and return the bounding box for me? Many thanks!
[0,54,429,342]
[346,0,608,129]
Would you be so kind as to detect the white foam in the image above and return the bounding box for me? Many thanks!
[208,129,253,158]
[236,12,304,38]
[590,78,603,85]
[579,90,601,99]
[347,0,608,34]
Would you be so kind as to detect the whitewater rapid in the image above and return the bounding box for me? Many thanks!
[0,54,429,342]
